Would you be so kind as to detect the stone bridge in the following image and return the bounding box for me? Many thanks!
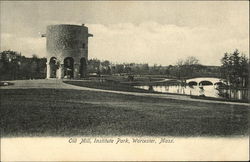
[186,77,225,86]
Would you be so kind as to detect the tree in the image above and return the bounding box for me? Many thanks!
[88,58,101,73]
[116,64,125,74]
[239,55,249,87]
[100,60,111,75]
[184,56,199,65]
[176,56,200,79]
[220,49,249,88]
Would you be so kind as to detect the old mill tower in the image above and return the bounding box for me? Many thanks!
[42,24,93,79]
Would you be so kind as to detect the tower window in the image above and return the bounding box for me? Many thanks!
[82,43,86,48]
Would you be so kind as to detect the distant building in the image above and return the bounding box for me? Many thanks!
[42,24,93,79]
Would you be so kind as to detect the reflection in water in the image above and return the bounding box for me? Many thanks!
[135,85,247,100]
[217,88,248,100]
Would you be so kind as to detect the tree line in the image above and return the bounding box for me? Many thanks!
[0,50,46,80]
[88,57,220,79]
[1,49,248,89]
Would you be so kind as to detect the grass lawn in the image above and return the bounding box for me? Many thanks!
[1,88,249,137]
[64,80,157,93]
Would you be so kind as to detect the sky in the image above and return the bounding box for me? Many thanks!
[0,1,249,66]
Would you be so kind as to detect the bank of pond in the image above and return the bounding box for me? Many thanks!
[133,77,248,103]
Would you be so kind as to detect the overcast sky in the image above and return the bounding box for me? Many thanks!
[1,1,249,66]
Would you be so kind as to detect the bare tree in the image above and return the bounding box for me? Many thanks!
[184,56,199,65]
[176,56,200,79]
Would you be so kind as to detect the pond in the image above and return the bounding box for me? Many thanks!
[134,77,248,101]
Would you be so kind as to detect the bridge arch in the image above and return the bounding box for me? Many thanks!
[199,80,213,86]
[214,81,225,86]
[188,81,198,86]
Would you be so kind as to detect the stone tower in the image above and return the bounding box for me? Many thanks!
[43,24,93,79]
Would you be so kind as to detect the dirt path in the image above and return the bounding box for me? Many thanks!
[1,79,249,106]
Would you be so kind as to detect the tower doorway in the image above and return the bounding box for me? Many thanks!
[49,57,58,78]
[64,57,74,78]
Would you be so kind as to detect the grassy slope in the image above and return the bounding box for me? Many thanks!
[63,80,157,93]
[1,88,249,137]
